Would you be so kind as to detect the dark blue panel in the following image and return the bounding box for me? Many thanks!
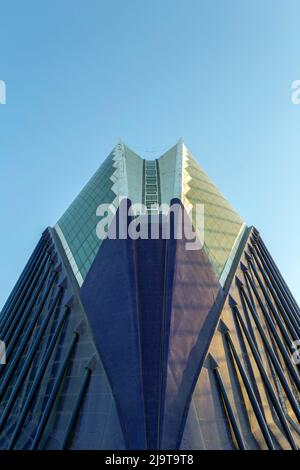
[80,199,224,450]
[135,235,166,449]
[160,200,223,449]
[80,200,147,449]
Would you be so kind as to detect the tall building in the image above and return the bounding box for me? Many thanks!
[0,141,299,450]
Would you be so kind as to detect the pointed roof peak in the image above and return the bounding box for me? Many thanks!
[111,139,195,163]
[56,139,246,287]
[176,137,184,148]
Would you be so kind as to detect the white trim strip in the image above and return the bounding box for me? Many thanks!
[54,223,84,287]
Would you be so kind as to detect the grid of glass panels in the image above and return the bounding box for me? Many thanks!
[184,153,244,279]
[123,145,144,205]
[55,141,245,284]
[55,152,116,281]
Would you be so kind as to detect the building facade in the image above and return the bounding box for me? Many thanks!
[0,141,299,450]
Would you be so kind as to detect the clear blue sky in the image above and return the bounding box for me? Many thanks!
[0,0,299,308]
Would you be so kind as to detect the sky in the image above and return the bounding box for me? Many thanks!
[0,0,300,309]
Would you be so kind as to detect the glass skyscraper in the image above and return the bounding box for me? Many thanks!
[0,141,299,450]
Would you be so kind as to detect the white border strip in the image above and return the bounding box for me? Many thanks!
[219,222,247,287]
[54,223,84,286]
